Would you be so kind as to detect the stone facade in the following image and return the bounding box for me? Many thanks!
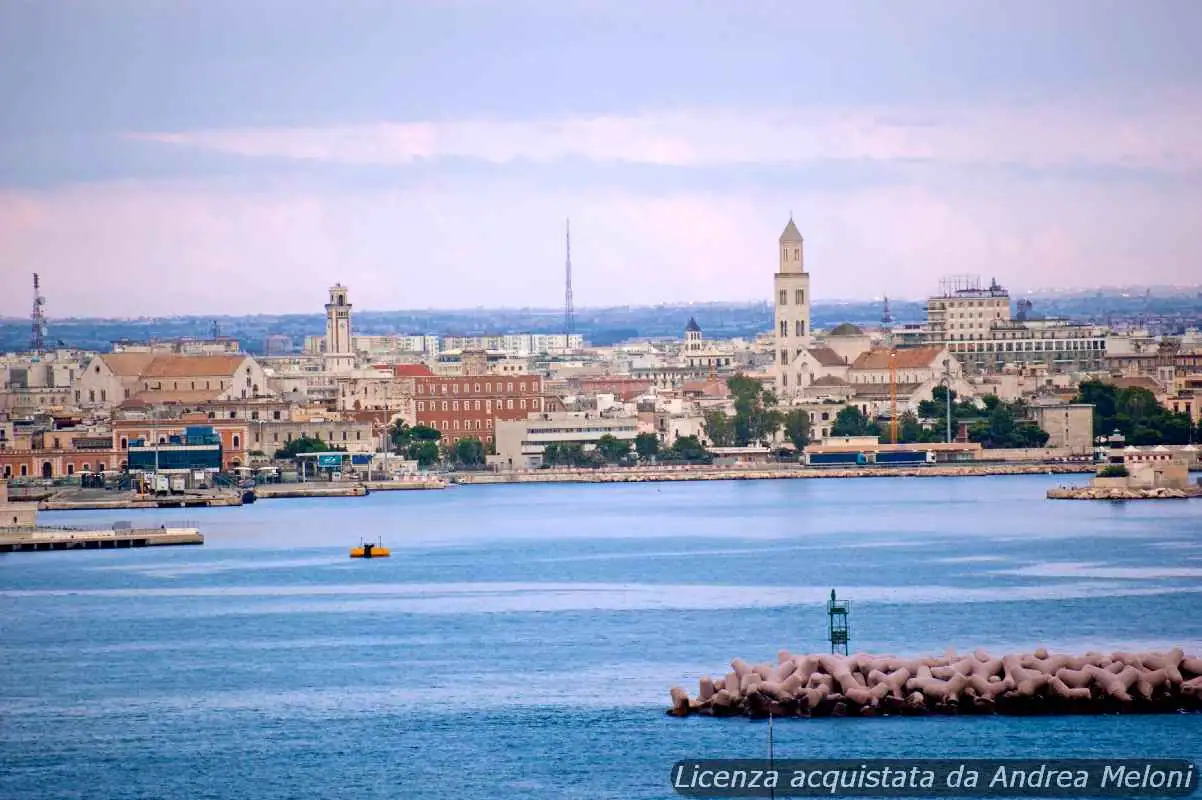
[773,218,812,398]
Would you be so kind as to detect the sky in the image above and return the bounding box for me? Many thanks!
[1,0,1200,317]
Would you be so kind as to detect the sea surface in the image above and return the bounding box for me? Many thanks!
[2,475,1201,799]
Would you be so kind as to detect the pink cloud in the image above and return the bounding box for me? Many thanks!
[127,96,1202,171]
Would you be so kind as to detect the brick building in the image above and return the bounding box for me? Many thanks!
[413,370,545,445]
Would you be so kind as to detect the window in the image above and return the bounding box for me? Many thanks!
[89,390,95,402]
[453,384,459,394]
[474,383,481,393]
[418,384,424,394]
[273,410,281,420]
[507,382,514,392]
[520,399,527,410]
[794,321,804,337]
[120,437,128,448]
[779,290,787,305]
[519,382,526,392]
[342,432,347,441]
[418,401,425,412]
[441,401,448,411]
[233,435,240,448]
[507,399,513,409]
[452,401,459,411]
[794,289,803,304]
[782,373,788,386]
[356,431,361,440]
[453,420,460,430]
[485,383,492,392]
[779,321,787,337]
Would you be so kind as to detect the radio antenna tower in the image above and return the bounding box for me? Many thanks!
[563,218,575,337]
[30,273,47,353]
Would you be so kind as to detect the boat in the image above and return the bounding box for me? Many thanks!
[350,537,390,559]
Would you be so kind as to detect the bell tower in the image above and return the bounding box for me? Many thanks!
[324,283,354,373]
[773,216,812,397]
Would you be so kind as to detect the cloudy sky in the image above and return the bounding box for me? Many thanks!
[1,0,1200,317]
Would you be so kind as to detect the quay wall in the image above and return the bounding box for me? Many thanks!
[456,462,1096,485]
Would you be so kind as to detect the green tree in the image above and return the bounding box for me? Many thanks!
[897,411,938,444]
[831,406,879,437]
[667,435,712,463]
[453,437,486,467]
[389,420,412,452]
[274,435,342,459]
[634,432,660,461]
[703,409,735,446]
[543,442,586,467]
[967,401,1050,448]
[408,440,440,467]
[595,434,631,463]
[1072,380,1192,445]
[782,408,811,451]
[410,424,442,441]
[726,374,783,445]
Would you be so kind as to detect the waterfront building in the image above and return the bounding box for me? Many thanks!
[773,217,813,397]
[494,411,639,469]
[413,364,545,447]
[1028,402,1095,454]
[0,480,38,527]
[112,414,251,471]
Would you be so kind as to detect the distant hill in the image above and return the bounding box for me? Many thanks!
[2,291,1200,354]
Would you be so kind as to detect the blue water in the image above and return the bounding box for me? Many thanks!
[2,475,1201,799]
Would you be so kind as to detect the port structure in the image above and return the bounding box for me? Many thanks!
[827,589,850,655]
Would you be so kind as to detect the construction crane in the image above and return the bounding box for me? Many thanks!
[889,348,898,444]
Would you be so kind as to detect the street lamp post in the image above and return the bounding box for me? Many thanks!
[940,359,953,444]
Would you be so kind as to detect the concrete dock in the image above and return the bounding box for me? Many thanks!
[0,525,204,553]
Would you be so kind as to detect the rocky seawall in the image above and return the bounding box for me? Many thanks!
[1048,486,1202,500]
[668,649,1202,718]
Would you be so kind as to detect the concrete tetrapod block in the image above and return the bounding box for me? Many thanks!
[673,648,1202,718]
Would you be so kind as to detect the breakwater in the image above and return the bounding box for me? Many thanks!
[669,649,1202,718]
[0,525,203,553]
[1048,485,1202,500]
[459,462,1095,485]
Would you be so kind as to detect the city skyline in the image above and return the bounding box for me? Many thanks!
[2,1,1201,317]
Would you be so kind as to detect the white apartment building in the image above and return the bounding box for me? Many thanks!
[927,277,1107,374]
[926,276,1011,343]
[494,411,639,469]
[442,333,583,356]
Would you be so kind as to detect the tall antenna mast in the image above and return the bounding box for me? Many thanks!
[30,273,46,353]
[564,218,575,338]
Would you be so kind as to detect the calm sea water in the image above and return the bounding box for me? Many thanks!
[3,475,1201,799]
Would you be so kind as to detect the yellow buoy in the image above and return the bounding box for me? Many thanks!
[350,540,390,559]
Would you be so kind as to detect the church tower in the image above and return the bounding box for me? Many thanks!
[324,283,355,373]
[684,317,703,353]
[773,217,811,397]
